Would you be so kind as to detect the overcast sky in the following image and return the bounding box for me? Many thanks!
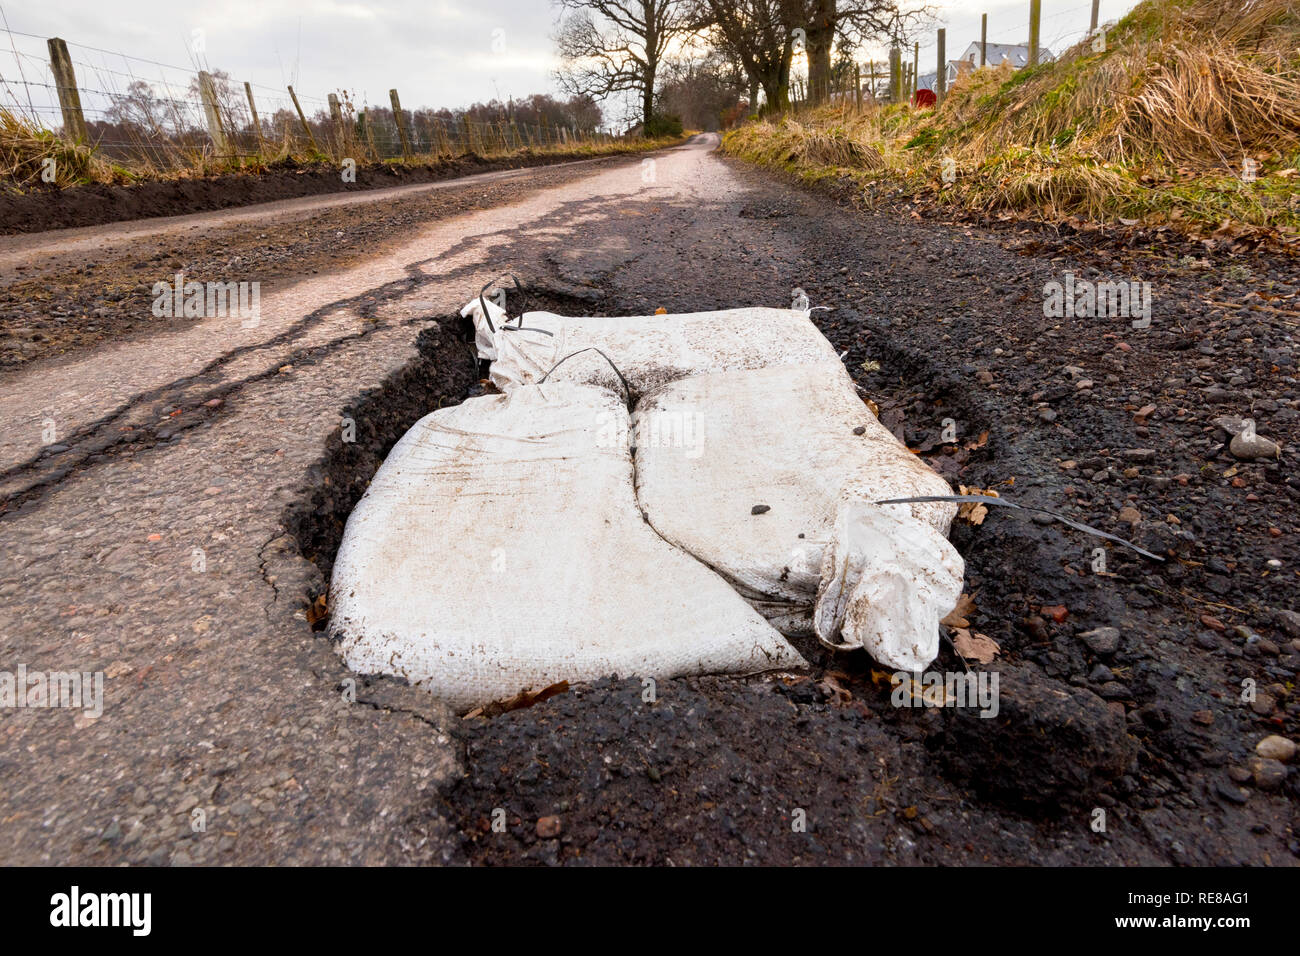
[4,0,1139,122]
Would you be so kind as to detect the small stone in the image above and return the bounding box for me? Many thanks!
[1078,627,1120,655]
[1272,609,1300,638]
[1199,614,1226,632]
[852,426,866,435]
[1191,709,1214,726]
[1099,681,1129,700]
[1250,757,1287,791]
[1040,604,1068,623]
[1214,779,1248,804]
[1255,734,1296,762]
[751,504,770,515]
[1123,448,1156,463]
[1118,506,1142,526]
[1230,431,1280,460]
[536,815,562,838]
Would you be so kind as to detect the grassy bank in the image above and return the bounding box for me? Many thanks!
[1,106,684,192]
[722,0,1300,239]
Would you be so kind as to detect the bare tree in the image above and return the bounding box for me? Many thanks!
[798,0,933,105]
[658,45,747,129]
[698,0,929,111]
[554,0,691,129]
[697,0,799,114]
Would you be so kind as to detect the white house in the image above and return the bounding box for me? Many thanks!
[917,42,1054,92]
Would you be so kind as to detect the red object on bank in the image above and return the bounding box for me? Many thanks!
[913,88,937,108]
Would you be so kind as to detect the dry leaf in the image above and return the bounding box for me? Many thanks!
[305,593,329,628]
[941,592,976,628]
[956,484,999,525]
[463,680,569,719]
[952,628,1000,664]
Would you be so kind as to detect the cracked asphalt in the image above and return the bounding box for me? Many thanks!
[1,133,1296,865]
[0,144,702,864]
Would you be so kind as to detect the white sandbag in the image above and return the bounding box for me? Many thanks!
[814,500,965,671]
[633,361,962,671]
[460,300,842,395]
[329,380,804,712]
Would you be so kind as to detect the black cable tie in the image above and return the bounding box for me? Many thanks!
[539,347,633,408]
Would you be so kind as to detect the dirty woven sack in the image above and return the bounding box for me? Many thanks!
[329,380,805,711]
[633,360,963,671]
[459,301,841,395]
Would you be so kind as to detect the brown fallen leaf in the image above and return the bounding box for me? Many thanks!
[463,680,570,719]
[941,592,977,628]
[951,628,1000,664]
[305,593,329,628]
[956,484,999,525]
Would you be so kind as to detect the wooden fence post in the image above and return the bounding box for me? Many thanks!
[1090,0,1100,34]
[198,70,228,155]
[889,45,902,104]
[936,28,947,101]
[981,14,988,66]
[854,63,862,108]
[244,82,264,152]
[1029,0,1042,66]
[328,93,346,159]
[389,89,412,159]
[287,85,320,154]
[912,43,919,98]
[46,38,89,144]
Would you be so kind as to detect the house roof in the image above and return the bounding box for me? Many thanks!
[915,40,1056,91]
[956,41,1055,67]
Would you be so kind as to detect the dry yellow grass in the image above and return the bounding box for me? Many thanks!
[724,0,1300,234]
[0,107,130,189]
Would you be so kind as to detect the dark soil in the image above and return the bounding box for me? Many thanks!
[0,148,656,235]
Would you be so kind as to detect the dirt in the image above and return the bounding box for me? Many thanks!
[0,149,657,236]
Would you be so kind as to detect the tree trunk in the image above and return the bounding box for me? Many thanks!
[805,0,837,106]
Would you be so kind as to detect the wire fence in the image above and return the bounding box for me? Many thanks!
[789,1,1112,106]
[0,25,613,173]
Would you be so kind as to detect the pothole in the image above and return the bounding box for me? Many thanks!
[282,289,1145,865]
